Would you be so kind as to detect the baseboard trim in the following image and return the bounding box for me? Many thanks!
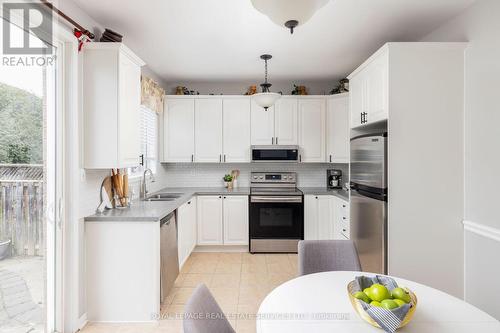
[77,313,88,332]
[194,245,248,252]
[463,220,500,242]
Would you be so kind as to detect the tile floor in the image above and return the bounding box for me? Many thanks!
[81,252,298,333]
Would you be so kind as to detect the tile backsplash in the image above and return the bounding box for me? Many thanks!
[159,163,349,188]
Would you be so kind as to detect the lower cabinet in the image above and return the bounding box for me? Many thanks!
[197,195,248,246]
[304,195,349,240]
[177,197,197,267]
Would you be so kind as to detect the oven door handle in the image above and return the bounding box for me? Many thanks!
[250,196,303,203]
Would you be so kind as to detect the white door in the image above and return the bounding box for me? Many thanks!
[349,75,363,128]
[187,197,197,254]
[222,196,249,245]
[118,54,141,167]
[177,197,196,267]
[251,100,275,145]
[223,98,251,162]
[317,196,334,240]
[304,195,318,240]
[327,95,350,163]
[163,99,195,162]
[195,99,223,162]
[367,53,389,123]
[197,196,223,245]
[298,99,326,162]
[274,97,298,145]
[177,201,190,267]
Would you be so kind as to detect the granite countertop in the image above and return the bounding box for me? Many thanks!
[299,187,350,201]
[84,187,250,222]
[84,186,348,222]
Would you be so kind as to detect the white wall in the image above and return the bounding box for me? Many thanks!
[422,0,500,320]
[164,80,335,96]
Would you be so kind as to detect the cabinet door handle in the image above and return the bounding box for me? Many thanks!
[343,229,347,232]
[299,155,302,162]
[276,137,278,145]
[219,154,222,163]
[191,154,194,162]
[223,196,226,199]
[224,155,226,163]
[219,196,222,199]
[188,201,191,205]
[360,112,363,124]
[342,204,346,208]
[343,217,347,220]
[315,196,318,199]
[329,155,332,163]
[272,137,274,145]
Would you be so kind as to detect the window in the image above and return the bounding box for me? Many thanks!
[130,105,158,177]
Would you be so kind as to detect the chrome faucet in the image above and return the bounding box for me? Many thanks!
[141,168,155,199]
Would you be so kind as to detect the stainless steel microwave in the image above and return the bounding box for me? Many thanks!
[251,145,299,163]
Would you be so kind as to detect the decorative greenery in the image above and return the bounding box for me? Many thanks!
[0,83,43,164]
[223,174,233,182]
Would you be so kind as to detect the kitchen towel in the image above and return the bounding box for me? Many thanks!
[354,275,411,333]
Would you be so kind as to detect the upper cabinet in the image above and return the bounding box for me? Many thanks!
[163,99,195,163]
[194,99,223,163]
[83,43,145,169]
[326,94,350,163]
[274,97,299,145]
[251,100,275,145]
[162,95,350,164]
[223,98,251,163]
[298,98,326,162]
[348,47,388,128]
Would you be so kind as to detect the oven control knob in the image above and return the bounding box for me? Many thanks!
[259,176,264,179]
[283,176,287,179]
[253,176,258,179]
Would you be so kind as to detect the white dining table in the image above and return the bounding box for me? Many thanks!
[257,271,500,333]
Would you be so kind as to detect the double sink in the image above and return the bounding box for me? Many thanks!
[142,192,183,202]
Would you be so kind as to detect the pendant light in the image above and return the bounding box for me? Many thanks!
[251,0,330,34]
[252,54,281,111]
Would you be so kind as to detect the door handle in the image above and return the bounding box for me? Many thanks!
[272,137,274,145]
[219,154,222,163]
[224,155,226,163]
[329,155,332,163]
[276,137,278,145]
[191,154,194,162]
[299,155,302,162]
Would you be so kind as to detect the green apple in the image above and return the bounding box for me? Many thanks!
[366,284,391,302]
[391,287,411,303]
[394,299,406,307]
[363,287,371,295]
[353,291,371,303]
[370,301,382,307]
[381,299,399,310]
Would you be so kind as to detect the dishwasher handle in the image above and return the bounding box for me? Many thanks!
[160,212,175,227]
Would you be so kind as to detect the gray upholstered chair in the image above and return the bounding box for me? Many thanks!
[184,284,235,333]
[298,240,362,276]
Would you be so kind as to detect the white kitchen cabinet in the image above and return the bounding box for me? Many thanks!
[305,195,335,240]
[83,43,144,168]
[195,99,223,162]
[251,100,275,145]
[348,47,388,128]
[196,196,224,245]
[163,98,195,162]
[223,98,251,162]
[177,197,197,268]
[327,94,350,163]
[298,99,326,162]
[197,195,224,245]
[222,195,249,245]
[332,197,349,239]
[274,97,298,145]
[305,195,349,240]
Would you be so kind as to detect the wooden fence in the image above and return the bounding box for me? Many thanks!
[0,181,44,256]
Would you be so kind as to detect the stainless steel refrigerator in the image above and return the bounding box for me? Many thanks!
[350,133,387,274]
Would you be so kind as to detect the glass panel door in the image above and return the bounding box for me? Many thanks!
[0,15,62,333]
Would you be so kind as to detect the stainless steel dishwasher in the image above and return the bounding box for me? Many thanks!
[160,212,179,303]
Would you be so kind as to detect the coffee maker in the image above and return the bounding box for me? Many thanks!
[327,169,342,189]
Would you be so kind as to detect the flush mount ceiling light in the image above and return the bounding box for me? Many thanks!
[251,0,330,34]
[252,54,281,111]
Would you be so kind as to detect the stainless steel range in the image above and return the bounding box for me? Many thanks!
[249,172,304,253]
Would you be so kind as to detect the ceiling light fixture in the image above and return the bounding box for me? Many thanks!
[252,54,281,111]
[251,0,330,34]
